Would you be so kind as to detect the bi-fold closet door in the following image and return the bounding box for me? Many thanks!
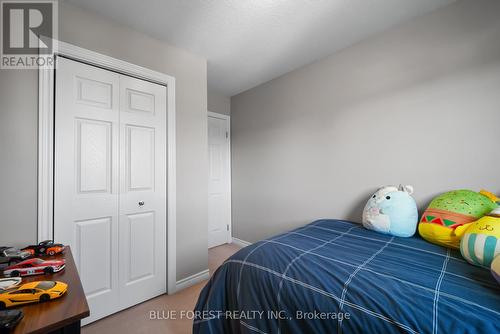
[54,56,167,324]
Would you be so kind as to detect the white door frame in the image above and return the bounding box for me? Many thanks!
[38,41,177,294]
[207,111,232,245]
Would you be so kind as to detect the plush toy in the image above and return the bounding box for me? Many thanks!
[362,185,418,237]
[418,190,499,249]
[455,208,500,268]
[491,256,500,285]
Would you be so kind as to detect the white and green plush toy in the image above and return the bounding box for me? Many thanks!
[455,208,500,268]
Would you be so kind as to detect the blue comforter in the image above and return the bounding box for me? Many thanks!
[194,220,500,334]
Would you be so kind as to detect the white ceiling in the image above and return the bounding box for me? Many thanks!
[67,0,455,97]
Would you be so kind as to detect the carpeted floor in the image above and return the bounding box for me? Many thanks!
[82,243,241,334]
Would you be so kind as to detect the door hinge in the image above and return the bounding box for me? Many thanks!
[225,131,228,139]
[226,224,229,231]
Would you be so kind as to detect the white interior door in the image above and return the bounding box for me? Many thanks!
[54,57,167,324]
[55,58,120,323]
[118,75,166,309]
[208,114,231,248]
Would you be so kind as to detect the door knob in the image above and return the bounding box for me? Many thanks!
[138,201,145,206]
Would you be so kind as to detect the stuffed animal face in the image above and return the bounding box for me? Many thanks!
[457,209,500,268]
[362,185,418,237]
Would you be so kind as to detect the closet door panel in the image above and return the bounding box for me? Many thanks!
[54,57,120,324]
[118,75,167,309]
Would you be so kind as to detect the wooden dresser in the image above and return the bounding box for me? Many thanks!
[1,247,89,334]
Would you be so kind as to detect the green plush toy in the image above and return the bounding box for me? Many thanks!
[418,190,499,249]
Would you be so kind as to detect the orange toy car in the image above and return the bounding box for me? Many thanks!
[0,281,68,309]
[22,240,66,257]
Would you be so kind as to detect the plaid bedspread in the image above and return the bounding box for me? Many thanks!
[193,220,500,334]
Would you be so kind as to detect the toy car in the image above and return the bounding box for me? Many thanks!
[0,278,21,291]
[0,281,67,309]
[2,258,65,277]
[22,240,66,257]
[0,309,23,330]
[0,247,31,265]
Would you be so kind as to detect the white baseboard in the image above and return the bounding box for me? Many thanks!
[175,269,209,292]
[231,237,252,248]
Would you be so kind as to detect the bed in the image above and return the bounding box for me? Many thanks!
[193,219,500,334]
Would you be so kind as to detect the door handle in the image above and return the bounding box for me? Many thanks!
[138,201,145,207]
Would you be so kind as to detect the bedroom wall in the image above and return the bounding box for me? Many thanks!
[0,2,209,282]
[231,0,500,243]
[208,91,231,115]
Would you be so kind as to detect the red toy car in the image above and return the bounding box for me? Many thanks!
[22,240,66,257]
[2,258,65,277]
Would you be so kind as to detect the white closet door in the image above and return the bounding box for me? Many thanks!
[55,57,120,323]
[118,75,167,309]
[54,57,167,324]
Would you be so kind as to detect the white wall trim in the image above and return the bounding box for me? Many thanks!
[38,40,177,294]
[207,111,232,246]
[175,269,210,291]
[231,237,252,248]
[207,111,230,120]
[38,61,55,244]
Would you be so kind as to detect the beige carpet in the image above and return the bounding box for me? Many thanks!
[82,243,241,334]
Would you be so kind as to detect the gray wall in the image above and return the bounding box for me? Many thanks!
[231,0,500,243]
[208,91,231,116]
[0,2,208,282]
[0,71,38,246]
